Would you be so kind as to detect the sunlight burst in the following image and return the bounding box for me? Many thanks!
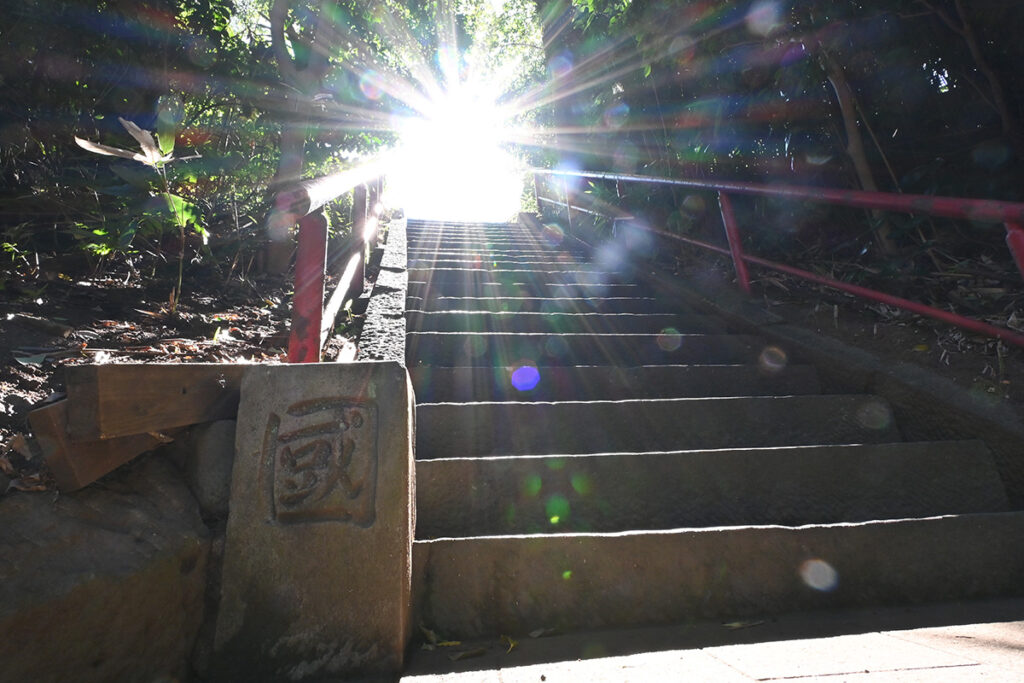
[388,90,524,222]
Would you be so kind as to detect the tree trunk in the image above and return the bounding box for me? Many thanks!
[819,46,897,255]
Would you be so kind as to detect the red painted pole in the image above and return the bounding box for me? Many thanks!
[288,210,328,363]
[717,191,752,294]
[1004,222,1024,282]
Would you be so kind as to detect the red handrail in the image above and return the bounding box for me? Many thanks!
[534,169,1024,348]
[268,170,384,362]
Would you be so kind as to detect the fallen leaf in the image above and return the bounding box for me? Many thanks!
[437,640,461,647]
[528,628,557,639]
[8,474,50,493]
[448,648,486,662]
[722,620,765,630]
[501,635,518,654]
[419,625,439,645]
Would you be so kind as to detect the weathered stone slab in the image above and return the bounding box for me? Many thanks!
[213,362,414,680]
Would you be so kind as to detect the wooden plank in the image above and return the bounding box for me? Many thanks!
[65,364,247,440]
[29,400,165,492]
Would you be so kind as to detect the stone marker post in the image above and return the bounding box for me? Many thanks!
[213,362,414,680]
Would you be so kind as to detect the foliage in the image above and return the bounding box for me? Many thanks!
[532,0,1024,265]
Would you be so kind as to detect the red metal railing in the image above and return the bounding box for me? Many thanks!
[534,168,1024,348]
[268,171,384,362]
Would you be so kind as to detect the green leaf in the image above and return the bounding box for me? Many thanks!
[157,95,184,156]
[161,193,199,228]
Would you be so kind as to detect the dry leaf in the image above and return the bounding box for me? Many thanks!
[448,648,486,662]
[501,635,518,654]
[722,620,765,630]
[528,628,556,639]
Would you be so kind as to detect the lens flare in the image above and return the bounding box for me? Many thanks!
[746,1,783,36]
[657,327,683,352]
[521,474,542,497]
[856,399,893,430]
[358,72,383,100]
[571,472,592,495]
[758,346,788,374]
[542,223,565,247]
[799,559,839,592]
[546,494,570,524]
[511,365,541,391]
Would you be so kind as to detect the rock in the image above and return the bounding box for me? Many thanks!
[185,419,236,520]
[0,454,210,683]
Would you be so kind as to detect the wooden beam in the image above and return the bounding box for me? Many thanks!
[65,364,247,440]
[29,400,165,492]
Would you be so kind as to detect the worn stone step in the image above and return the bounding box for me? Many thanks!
[406,310,723,334]
[407,239,540,250]
[408,259,602,271]
[415,394,900,458]
[416,440,1008,537]
[407,249,587,261]
[407,280,645,299]
[406,332,759,367]
[412,512,1024,639]
[409,363,820,402]
[406,296,681,314]
[408,267,621,286]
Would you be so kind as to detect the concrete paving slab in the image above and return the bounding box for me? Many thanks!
[884,621,1024,675]
[706,631,975,679]
[402,600,1024,683]
[404,649,750,682]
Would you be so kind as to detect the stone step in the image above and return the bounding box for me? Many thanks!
[407,280,644,299]
[408,267,621,286]
[406,332,760,367]
[412,512,1024,639]
[415,394,900,458]
[406,295,682,314]
[415,440,1008,537]
[407,259,603,271]
[406,310,724,334]
[407,239,540,250]
[409,363,820,402]
[407,249,587,260]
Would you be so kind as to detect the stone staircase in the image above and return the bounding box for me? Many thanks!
[403,218,1024,640]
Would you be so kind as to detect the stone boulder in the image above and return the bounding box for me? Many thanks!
[0,454,210,682]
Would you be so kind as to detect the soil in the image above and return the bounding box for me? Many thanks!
[2,236,1022,493]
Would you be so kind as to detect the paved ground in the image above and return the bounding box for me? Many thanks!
[401,598,1024,681]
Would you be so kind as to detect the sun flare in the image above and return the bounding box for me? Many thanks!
[387,90,525,222]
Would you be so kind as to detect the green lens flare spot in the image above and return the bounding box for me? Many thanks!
[522,474,542,497]
[570,472,592,495]
[562,570,572,580]
[546,494,570,523]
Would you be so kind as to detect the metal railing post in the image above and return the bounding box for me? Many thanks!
[717,191,752,294]
[533,174,543,219]
[1005,222,1024,281]
[288,209,328,363]
[349,183,368,301]
[562,177,574,234]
